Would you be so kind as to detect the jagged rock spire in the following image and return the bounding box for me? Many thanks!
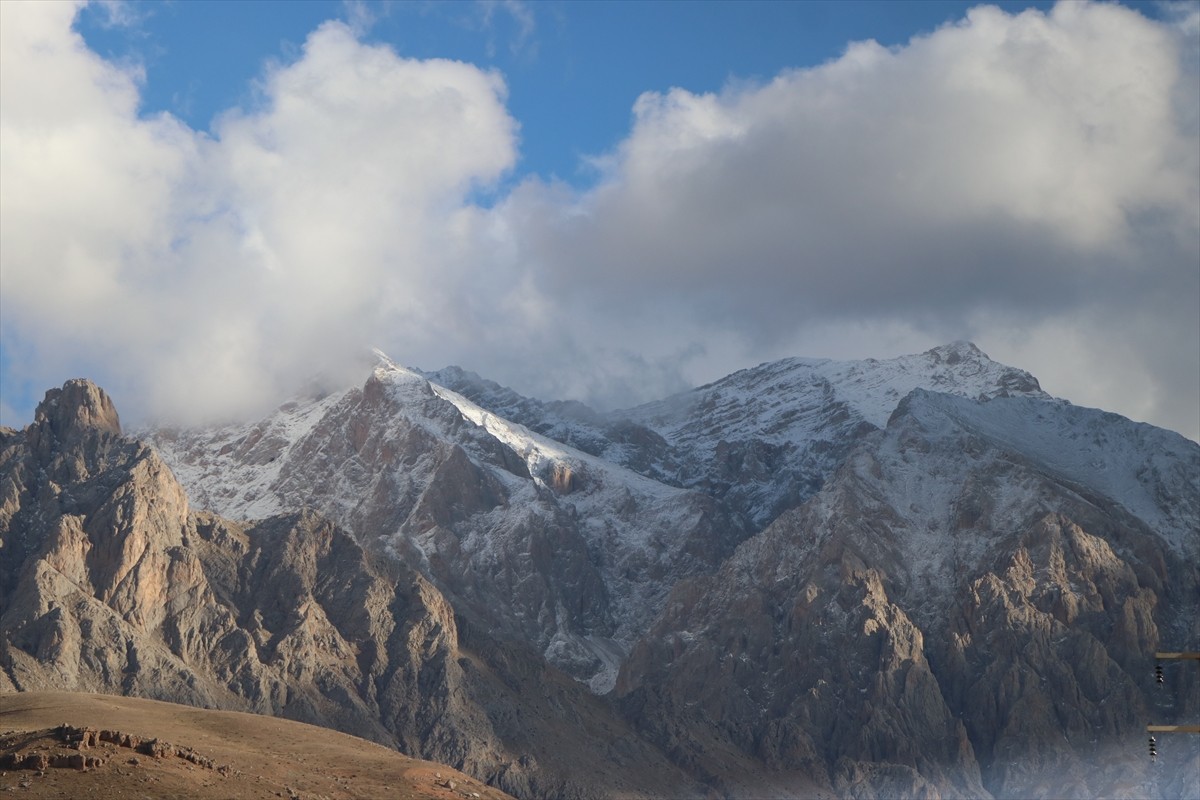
[32,379,121,441]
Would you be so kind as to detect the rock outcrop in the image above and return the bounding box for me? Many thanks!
[0,380,703,800]
[4,343,1198,800]
[616,390,1200,799]
[0,724,228,772]
[148,360,742,693]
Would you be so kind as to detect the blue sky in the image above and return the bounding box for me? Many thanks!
[1,0,1197,439]
[76,0,1162,185]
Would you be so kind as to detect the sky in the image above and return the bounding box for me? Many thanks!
[1,0,1197,441]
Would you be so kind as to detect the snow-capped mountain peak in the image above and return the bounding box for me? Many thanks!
[98,341,1199,797]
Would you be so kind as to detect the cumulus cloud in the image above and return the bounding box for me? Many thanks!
[1,0,518,423]
[0,0,1196,440]
[501,1,1200,436]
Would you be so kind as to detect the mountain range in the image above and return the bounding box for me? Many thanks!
[2,342,1196,798]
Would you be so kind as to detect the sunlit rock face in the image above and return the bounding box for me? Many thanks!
[148,359,743,695]
[0,380,707,800]
[4,342,1198,800]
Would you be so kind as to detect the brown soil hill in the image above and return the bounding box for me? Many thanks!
[0,691,513,800]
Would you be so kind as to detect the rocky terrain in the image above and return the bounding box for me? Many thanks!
[0,380,703,799]
[616,390,1200,798]
[149,353,741,694]
[428,341,1047,531]
[2,342,1197,799]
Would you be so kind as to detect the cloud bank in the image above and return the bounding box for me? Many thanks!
[1,1,1197,439]
[2,0,516,422]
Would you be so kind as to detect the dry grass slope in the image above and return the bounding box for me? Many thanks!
[0,691,514,800]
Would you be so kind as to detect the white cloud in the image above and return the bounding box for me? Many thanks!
[477,0,537,59]
[1,2,518,423]
[89,0,148,29]
[500,0,1200,437]
[341,0,378,37]
[0,0,1196,441]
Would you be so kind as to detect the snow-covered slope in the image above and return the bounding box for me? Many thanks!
[150,354,735,694]
[617,385,1200,800]
[432,342,1049,532]
[423,365,678,480]
[136,340,1198,797]
[625,340,1045,451]
[620,341,1046,527]
[150,342,1191,696]
[894,389,1200,558]
[148,388,353,523]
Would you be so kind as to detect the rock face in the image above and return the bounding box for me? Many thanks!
[4,342,1199,800]
[0,380,704,800]
[616,390,1200,798]
[434,342,1049,534]
[149,357,741,693]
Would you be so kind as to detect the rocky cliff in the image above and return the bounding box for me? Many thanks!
[616,390,1200,798]
[149,357,741,693]
[4,341,1198,800]
[0,380,703,799]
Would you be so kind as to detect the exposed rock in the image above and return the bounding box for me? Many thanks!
[26,378,122,453]
[0,724,222,774]
[4,345,1198,800]
[546,462,578,495]
[616,390,1199,799]
[0,380,705,800]
[147,361,742,692]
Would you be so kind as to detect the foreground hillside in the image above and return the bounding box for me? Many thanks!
[2,343,1197,799]
[0,691,512,799]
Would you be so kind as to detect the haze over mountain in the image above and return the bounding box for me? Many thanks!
[3,343,1196,799]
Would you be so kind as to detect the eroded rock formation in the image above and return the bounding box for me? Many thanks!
[0,381,701,799]
[3,353,1198,800]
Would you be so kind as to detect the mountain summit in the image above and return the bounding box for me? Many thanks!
[0,379,704,798]
[4,344,1197,799]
